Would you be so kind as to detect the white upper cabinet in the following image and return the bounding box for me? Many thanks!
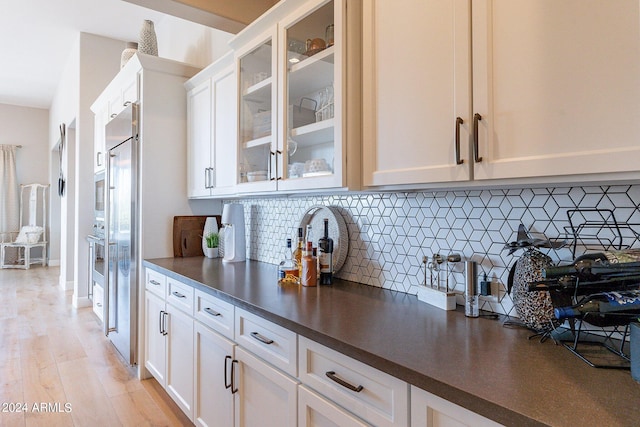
[187,79,213,198]
[186,53,237,198]
[235,28,279,193]
[363,0,640,189]
[363,0,471,187]
[472,0,640,181]
[230,0,361,195]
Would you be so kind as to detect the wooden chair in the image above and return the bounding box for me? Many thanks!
[0,184,49,269]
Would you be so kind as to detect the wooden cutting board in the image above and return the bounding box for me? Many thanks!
[173,215,221,257]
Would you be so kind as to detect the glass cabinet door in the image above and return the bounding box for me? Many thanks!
[283,0,339,187]
[238,35,276,188]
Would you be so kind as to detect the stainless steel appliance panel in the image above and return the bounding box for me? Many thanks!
[105,103,139,365]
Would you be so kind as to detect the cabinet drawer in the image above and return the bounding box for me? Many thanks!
[195,290,234,340]
[92,284,104,322]
[299,336,409,427]
[167,278,194,315]
[146,269,167,298]
[235,308,297,377]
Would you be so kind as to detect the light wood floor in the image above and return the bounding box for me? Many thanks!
[0,266,193,427]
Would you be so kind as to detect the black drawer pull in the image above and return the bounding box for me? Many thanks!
[204,307,221,317]
[325,371,364,393]
[172,291,186,298]
[250,331,274,345]
[149,280,160,286]
[224,355,232,389]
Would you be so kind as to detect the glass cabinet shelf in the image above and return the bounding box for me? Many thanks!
[290,118,334,147]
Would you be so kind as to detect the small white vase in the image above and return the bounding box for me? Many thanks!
[120,42,138,68]
[138,20,158,56]
[202,217,219,255]
[204,247,219,259]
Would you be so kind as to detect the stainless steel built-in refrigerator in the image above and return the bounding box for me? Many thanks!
[104,103,139,365]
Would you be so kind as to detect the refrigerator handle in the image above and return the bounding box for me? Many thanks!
[104,242,117,336]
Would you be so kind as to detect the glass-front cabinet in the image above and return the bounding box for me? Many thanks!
[237,30,278,192]
[279,0,341,191]
[232,0,357,194]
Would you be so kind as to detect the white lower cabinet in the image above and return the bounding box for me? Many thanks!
[234,346,299,427]
[165,302,194,419]
[410,387,503,427]
[145,267,503,427]
[298,385,369,427]
[143,271,195,421]
[194,321,235,427]
[299,336,409,427]
[144,290,166,386]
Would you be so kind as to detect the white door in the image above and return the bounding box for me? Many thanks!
[166,303,195,421]
[213,64,239,196]
[362,0,472,187]
[187,80,213,197]
[234,346,298,427]
[144,291,166,387]
[472,0,640,180]
[194,321,235,427]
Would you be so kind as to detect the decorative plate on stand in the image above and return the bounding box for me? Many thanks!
[299,205,349,272]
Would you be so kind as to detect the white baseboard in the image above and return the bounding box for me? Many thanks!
[48,259,60,267]
[59,276,74,291]
[73,295,92,309]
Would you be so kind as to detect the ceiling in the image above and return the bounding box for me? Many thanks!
[0,0,275,110]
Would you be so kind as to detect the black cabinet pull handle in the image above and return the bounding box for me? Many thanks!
[150,279,160,286]
[250,331,274,345]
[162,312,168,336]
[455,117,464,165]
[172,291,186,298]
[473,113,483,163]
[231,359,239,394]
[224,355,232,389]
[204,307,221,317]
[325,371,364,393]
[159,310,165,335]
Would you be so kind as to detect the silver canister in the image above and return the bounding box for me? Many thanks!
[465,260,479,317]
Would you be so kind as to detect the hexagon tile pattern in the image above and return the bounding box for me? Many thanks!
[224,184,640,317]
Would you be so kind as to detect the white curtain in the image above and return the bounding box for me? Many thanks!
[0,145,19,244]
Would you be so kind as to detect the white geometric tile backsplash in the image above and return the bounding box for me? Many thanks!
[225,184,640,316]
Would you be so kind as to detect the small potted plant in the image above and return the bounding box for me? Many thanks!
[204,232,219,258]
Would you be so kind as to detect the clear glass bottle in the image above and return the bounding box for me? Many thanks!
[293,227,304,278]
[278,238,300,285]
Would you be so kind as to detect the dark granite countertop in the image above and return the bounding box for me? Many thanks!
[144,257,640,427]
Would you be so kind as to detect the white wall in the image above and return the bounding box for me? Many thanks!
[50,37,79,285]
[155,15,233,68]
[0,103,49,185]
[0,103,50,263]
[49,33,125,304]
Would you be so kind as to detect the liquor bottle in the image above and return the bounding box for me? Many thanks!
[301,240,317,287]
[554,289,640,320]
[318,218,334,285]
[278,238,300,285]
[542,250,640,280]
[293,227,304,278]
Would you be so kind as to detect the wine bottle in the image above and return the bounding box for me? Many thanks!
[278,238,299,285]
[542,250,640,280]
[318,218,334,285]
[554,289,640,320]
